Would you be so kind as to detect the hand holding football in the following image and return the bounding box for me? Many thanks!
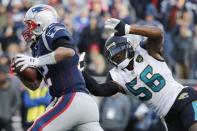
[11,58,38,82]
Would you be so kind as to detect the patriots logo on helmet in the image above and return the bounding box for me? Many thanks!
[32,7,50,13]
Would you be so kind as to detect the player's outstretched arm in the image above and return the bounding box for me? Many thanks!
[129,25,163,55]
[82,71,124,96]
[105,18,164,57]
[13,46,75,72]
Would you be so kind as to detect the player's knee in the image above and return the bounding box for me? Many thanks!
[189,122,197,131]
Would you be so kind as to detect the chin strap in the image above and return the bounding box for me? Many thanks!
[117,49,134,69]
[117,58,133,69]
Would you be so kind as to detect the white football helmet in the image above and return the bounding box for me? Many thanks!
[22,4,58,44]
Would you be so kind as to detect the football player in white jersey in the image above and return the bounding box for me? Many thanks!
[80,18,197,131]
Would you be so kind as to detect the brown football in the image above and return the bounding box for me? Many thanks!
[16,67,38,82]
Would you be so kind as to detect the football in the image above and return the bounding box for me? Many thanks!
[11,57,38,82]
[16,67,38,82]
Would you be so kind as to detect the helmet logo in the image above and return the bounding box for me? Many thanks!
[32,7,50,13]
[136,55,143,63]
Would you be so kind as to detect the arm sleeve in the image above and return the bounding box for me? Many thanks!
[52,37,75,51]
[82,71,120,96]
[23,91,40,107]
[23,91,50,108]
[40,92,52,106]
[106,73,113,81]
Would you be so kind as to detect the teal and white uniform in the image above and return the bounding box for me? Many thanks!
[110,45,184,117]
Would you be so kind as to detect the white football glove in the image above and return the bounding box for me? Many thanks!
[14,52,56,72]
[14,54,39,71]
[105,18,130,36]
[78,52,86,71]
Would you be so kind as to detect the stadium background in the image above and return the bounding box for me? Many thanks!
[0,0,197,131]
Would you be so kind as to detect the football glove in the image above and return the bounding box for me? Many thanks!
[105,18,131,36]
[78,52,86,71]
[14,52,56,71]
[14,54,39,71]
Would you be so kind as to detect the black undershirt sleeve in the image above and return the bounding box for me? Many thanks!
[82,71,120,96]
[52,37,76,51]
[106,73,113,81]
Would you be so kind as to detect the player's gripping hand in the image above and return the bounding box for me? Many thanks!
[105,18,130,36]
[14,54,39,72]
[78,52,86,71]
[11,58,17,75]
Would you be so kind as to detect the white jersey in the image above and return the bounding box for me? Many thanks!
[109,45,184,117]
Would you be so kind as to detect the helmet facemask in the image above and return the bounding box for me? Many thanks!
[105,42,135,69]
[22,20,38,44]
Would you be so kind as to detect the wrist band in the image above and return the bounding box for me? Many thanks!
[125,24,131,34]
[37,52,56,67]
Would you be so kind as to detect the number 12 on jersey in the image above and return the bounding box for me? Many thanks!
[125,65,166,101]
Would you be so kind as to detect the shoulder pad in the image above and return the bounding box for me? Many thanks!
[46,23,70,37]
[42,23,73,51]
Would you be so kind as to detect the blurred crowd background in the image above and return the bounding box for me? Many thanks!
[0,0,197,131]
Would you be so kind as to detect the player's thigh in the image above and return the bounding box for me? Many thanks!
[28,93,76,131]
[166,117,184,131]
[75,122,104,131]
[29,92,101,131]
[189,122,197,131]
[72,92,100,124]
[44,92,101,131]
[180,100,197,131]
